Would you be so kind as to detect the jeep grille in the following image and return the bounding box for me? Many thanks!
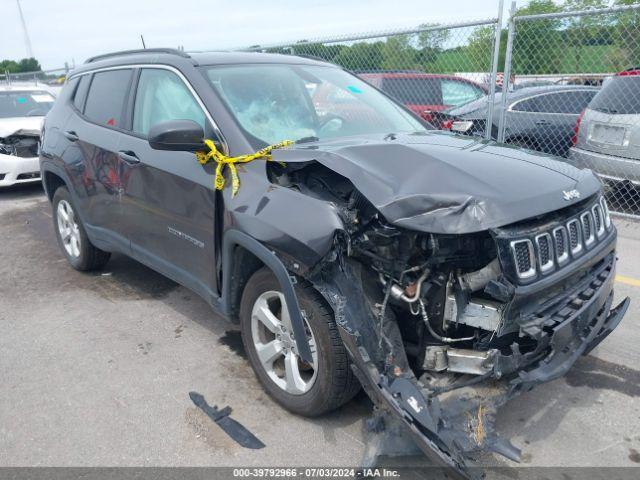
[505,197,612,282]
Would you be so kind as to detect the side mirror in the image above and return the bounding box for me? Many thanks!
[148,119,205,152]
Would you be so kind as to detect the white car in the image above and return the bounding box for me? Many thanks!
[0,85,55,187]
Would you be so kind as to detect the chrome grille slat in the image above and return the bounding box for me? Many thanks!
[535,233,554,274]
[510,239,536,280]
[581,211,595,248]
[592,204,605,238]
[567,219,583,256]
[553,226,569,265]
[508,197,612,282]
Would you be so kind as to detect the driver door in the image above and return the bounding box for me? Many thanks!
[118,67,220,299]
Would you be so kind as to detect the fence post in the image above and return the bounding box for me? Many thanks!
[497,1,516,143]
[485,0,505,141]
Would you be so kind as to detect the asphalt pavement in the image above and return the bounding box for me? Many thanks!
[1,183,639,473]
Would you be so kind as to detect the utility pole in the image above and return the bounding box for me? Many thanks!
[16,0,34,58]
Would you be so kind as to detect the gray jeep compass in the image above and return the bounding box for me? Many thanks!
[40,48,628,478]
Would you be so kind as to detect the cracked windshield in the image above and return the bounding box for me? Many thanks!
[205,64,427,145]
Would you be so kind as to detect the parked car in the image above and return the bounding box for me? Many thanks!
[434,85,599,157]
[358,72,487,121]
[0,85,55,187]
[569,68,640,214]
[40,49,627,477]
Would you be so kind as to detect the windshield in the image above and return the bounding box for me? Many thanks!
[0,90,55,119]
[204,64,427,145]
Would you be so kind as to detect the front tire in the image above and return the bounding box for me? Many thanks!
[52,186,111,271]
[240,268,360,416]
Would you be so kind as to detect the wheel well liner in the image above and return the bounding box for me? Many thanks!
[221,229,314,363]
[42,170,67,201]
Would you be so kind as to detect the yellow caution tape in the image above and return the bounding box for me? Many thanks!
[196,139,293,197]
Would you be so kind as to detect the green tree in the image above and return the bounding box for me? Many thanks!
[466,25,506,72]
[332,42,385,71]
[290,43,344,63]
[564,0,608,72]
[612,0,640,68]
[380,35,418,70]
[0,57,41,73]
[415,23,451,68]
[512,0,563,74]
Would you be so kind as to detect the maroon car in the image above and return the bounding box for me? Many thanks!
[359,72,487,121]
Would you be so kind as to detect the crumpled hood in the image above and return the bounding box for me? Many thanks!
[273,131,602,234]
[0,117,42,139]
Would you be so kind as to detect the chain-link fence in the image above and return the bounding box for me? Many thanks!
[229,2,640,222]
[1,67,68,95]
[499,3,640,220]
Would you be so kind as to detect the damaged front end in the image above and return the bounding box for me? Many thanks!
[0,132,40,158]
[266,151,629,477]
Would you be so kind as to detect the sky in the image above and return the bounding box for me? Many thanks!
[1,0,516,70]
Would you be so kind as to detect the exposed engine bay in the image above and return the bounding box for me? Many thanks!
[269,159,629,476]
[0,133,39,158]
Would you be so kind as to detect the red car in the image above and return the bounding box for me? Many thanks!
[358,72,487,121]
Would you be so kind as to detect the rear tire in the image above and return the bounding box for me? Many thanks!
[52,186,110,271]
[240,267,360,416]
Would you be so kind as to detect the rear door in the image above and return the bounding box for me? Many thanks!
[62,68,133,243]
[117,67,220,299]
[581,75,640,160]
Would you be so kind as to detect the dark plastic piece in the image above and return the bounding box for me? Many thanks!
[148,120,205,152]
[221,229,314,364]
[189,391,265,449]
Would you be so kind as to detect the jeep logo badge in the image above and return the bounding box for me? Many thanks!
[563,189,581,201]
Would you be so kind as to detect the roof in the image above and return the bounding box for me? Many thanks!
[503,84,600,100]
[71,49,334,77]
[617,67,640,76]
[190,51,332,67]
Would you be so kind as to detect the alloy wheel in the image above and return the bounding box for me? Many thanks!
[56,199,81,258]
[250,290,318,394]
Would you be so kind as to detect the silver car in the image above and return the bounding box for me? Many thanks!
[569,70,640,213]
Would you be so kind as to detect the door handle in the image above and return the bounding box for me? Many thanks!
[63,130,79,142]
[118,150,140,165]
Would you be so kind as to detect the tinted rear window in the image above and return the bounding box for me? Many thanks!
[512,90,596,114]
[83,69,133,127]
[589,76,640,114]
[381,77,442,105]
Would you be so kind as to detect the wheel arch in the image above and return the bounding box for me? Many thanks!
[42,168,68,202]
[221,229,314,363]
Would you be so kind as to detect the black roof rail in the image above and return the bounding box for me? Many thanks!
[85,48,190,64]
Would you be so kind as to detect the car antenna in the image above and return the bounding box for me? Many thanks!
[140,35,146,49]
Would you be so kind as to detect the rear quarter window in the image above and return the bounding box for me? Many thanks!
[511,90,596,114]
[589,76,640,114]
[83,69,133,127]
[73,75,91,112]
